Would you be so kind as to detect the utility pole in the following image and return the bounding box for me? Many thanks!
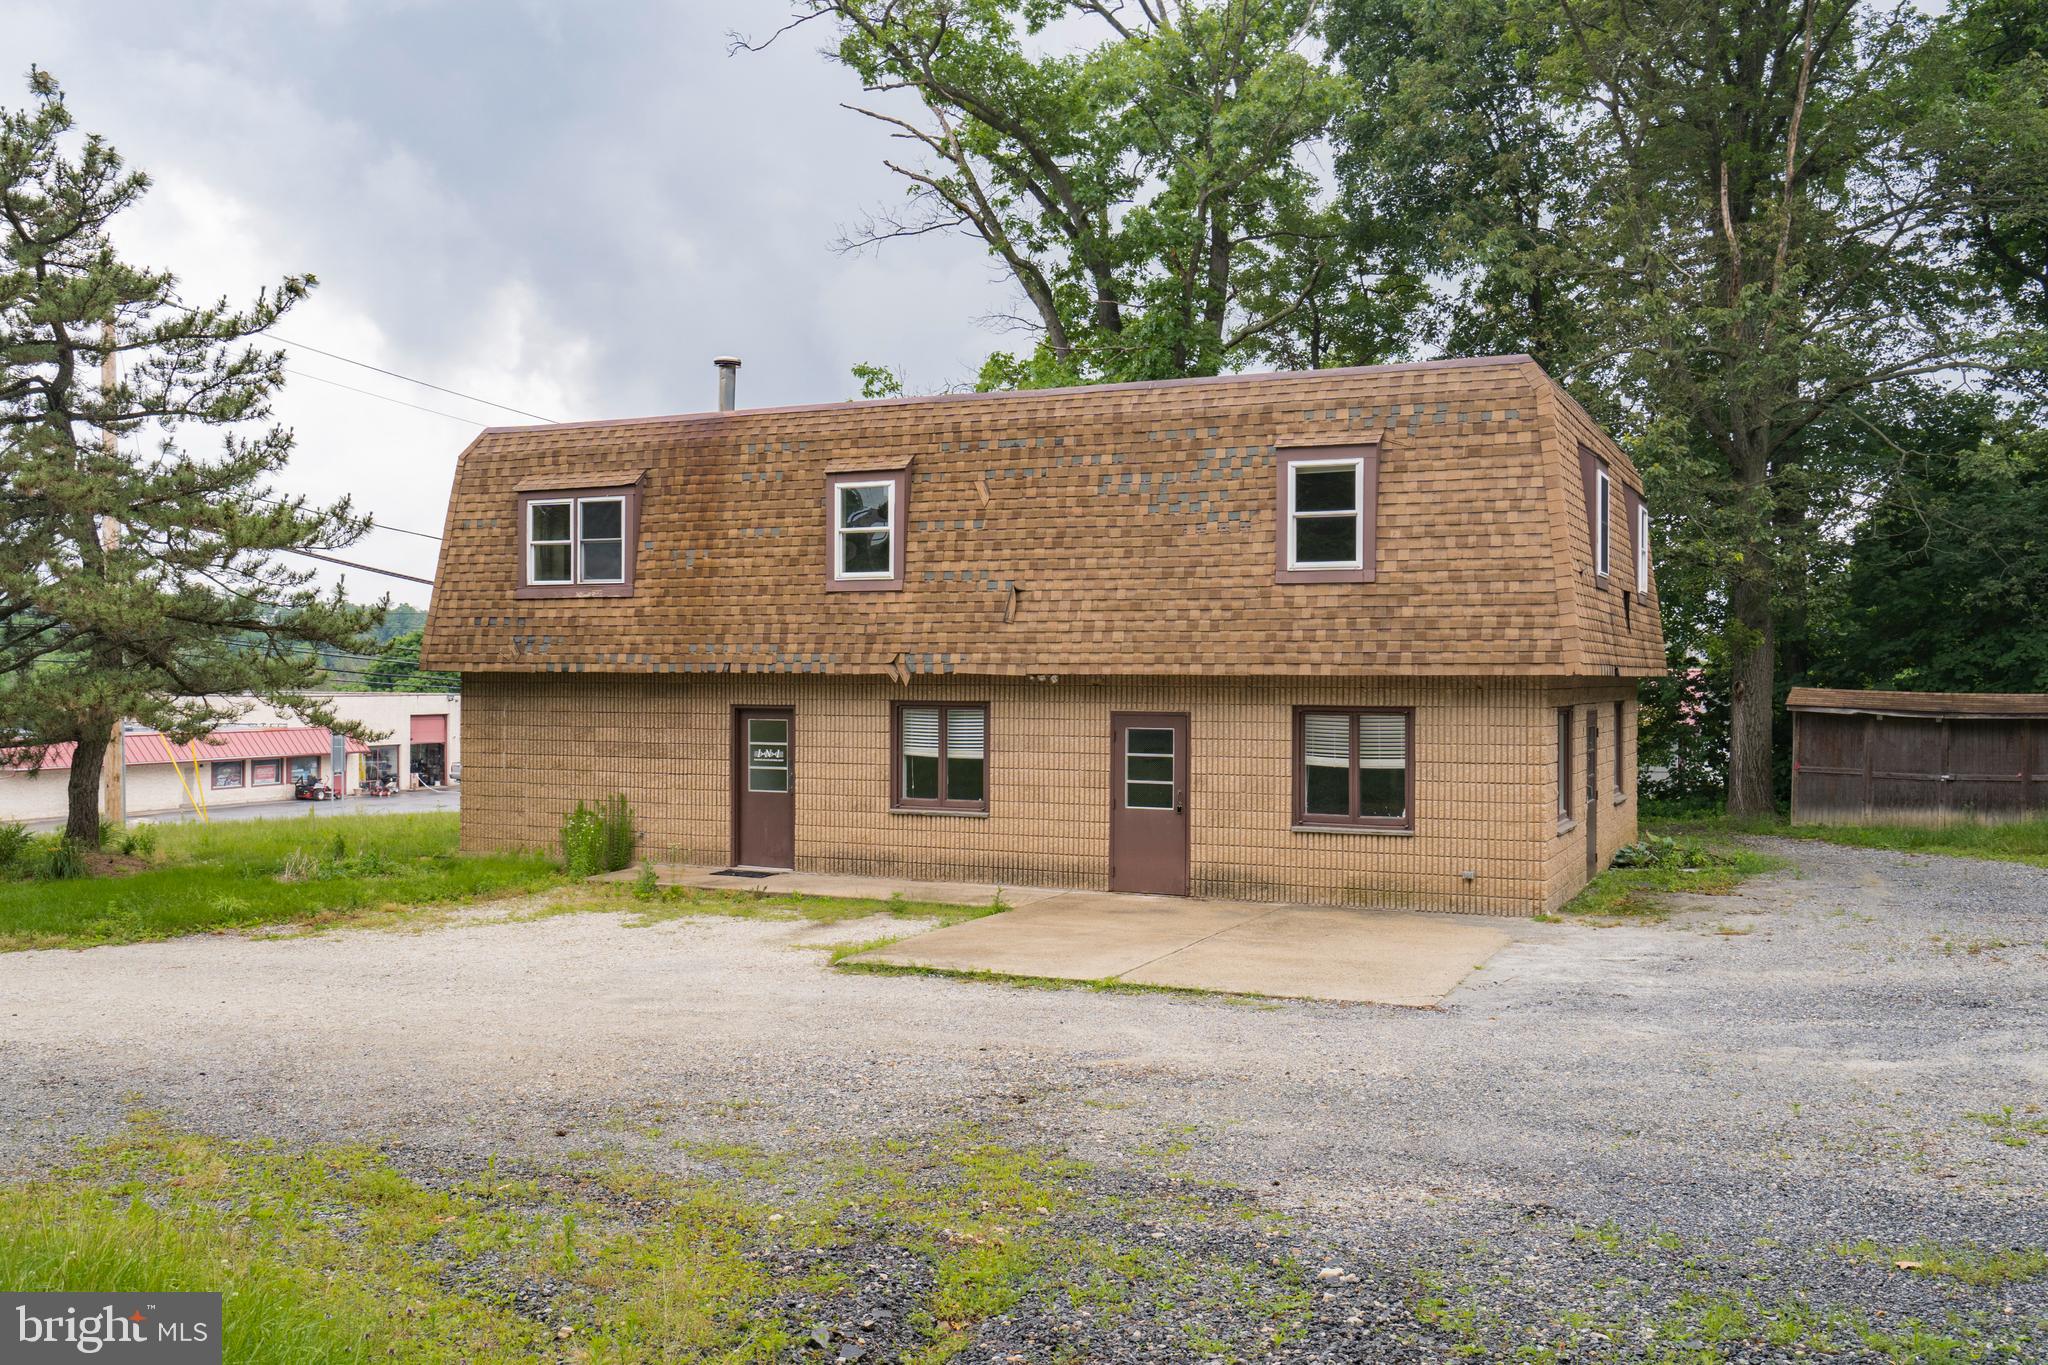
[99,319,125,831]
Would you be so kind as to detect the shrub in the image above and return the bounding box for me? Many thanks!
[1611,833,1734,870]
[40,838,88,881]
[0,822,30,875]
[561,796,637,877]
[116,824,158,859]
[634,859,659,898]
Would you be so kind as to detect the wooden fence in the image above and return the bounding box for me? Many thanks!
[1788,688,2048,826]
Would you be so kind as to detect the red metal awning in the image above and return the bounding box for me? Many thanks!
[3,726,371,773]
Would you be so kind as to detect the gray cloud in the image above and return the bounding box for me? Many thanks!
[13,0,1014,601]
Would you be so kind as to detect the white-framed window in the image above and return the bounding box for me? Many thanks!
[1594,467,1612,578]
[834,479,895,580]
[526,495,627,586]
[1286,456,1365,570]
[1635,501,1650,594]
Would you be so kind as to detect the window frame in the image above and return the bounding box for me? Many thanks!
[1578,446,1612,589]
[1274,443,1379,584]
[1635,500,1651,595]
[211,760,245,791]
[250,758,283,786]
[826,469,909,592]
[515,483,640,599]
[1594,466,1613,578]
[890,701,990,814]
[1290,706,1415,832]
[1556,707,1575,828]
[1613,699,1627,800]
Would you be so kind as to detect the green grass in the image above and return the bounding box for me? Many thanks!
[0,813,562,951]
[1559,830,1784,922]
[1837,1238,2048,1288]
[1658,812,2048,869]
[0,1115,1307,1364]
[559,882,998,933]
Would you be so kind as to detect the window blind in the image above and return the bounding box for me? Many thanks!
[945,708,985,757]
[1358,714,1406,768]
[1303,713,1350,767]
[901,707,940,757]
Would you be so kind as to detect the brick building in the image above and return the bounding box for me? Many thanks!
[423,357,1662,915]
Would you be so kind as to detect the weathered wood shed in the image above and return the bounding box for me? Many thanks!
[1788,688,2048,826]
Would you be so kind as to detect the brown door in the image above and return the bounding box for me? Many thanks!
[1585,707,1601,880]
[733,708,795,869]
[1110,712,1190,895]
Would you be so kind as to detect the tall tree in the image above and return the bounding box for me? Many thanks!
[0,70,383,845]
[749,0,1421,384]
[1333,0,2032,814]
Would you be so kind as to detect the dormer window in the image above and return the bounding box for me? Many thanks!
[516,479,639,598]
[1274,442,1379,584]
[825,467,908,591]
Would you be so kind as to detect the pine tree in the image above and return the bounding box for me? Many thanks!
[0,69,385,846]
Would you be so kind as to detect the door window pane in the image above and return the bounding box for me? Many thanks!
[1127,755,1174,783]
[1125,728,1175,809]
[747,718,789,793]
[1127,728,1174,755]
[1126,781,1175,809]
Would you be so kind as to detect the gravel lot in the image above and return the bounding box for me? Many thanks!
[3,837,2044,1359]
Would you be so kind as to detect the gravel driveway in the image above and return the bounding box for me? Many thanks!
[3,838,2043,1360]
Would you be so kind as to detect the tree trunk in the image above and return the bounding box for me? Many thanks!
[64,730,107,847]
[1725,566,1776,817]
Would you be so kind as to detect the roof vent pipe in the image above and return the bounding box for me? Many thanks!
[714,356,741,412]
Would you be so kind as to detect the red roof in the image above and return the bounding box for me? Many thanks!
[2,726,371,772]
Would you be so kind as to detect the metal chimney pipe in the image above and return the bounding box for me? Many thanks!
[714,356,741,411]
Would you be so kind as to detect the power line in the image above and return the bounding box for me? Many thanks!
[285,367,487,427]
[165,293,557,423]
[270,333,557,423]
[250,493,442,542]
[279,547,435,586]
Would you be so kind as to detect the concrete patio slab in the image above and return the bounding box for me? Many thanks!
[856,892,1271,981]
[594,863,1515,1005]
[1120,906,1512,1007]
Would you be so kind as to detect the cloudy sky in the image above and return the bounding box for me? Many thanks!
[12,0,1021,605]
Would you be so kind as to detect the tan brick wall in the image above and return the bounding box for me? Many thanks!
[1540,682,1642,913]
[462,672,1635,916]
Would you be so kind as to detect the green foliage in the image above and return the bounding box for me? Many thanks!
[772,0,1418,386]
[850,360,905,399]
[39,837,88,881]
[0,71,387,847]
[560,795,636,877]
[0,813,561,950]
[1562,831,1781,920]
[0,822,29,874]
[633,858,659,899]
[355,628,459,694]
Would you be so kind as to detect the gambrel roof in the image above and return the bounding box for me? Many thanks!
[421,356,1663,679]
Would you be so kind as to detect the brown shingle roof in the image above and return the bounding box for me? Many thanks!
[422,357,1664,679]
